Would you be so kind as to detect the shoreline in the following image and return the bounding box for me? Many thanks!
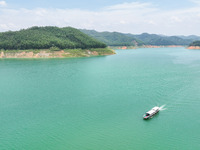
[110,45,185,50]
[0,48,115,58]
[187,46,200,50]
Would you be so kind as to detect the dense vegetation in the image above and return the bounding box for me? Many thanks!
[177,35,200,41]
[1,27,199,51]
[0,26,106,50]
[81,30,200,46]
[189,41,200,46]
[132,33,195,46]
[80,29,144,46]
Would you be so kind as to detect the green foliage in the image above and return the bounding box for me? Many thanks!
[49,46,60,51]
[189,41,200,46]
[89,48,115,55]
[0,26,106,50]
[81,30,200,46]
[80,30,144,46]
[63,48,114,57]
[131,33,195,46]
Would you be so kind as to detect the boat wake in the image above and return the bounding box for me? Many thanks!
[158,105,167,111]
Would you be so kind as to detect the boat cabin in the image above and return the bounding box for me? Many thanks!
[143,106,159,119]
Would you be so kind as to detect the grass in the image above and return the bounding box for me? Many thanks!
[89,48,115,55]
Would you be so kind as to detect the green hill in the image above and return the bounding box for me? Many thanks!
[81,29,199,46]
[189,41,200,46]
[0,26,106,50]
[80,29,144,46]
[132,33,194,46]
[177,35,200,41]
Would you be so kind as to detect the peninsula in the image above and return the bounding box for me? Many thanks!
[188,41,200,49]
[0,26,115,58]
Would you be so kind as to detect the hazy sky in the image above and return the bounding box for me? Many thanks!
[0,0,200,35]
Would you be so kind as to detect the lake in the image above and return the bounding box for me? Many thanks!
[0,48,200,150]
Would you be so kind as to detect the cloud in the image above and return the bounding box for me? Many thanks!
[190,0,200,5]
[0,1,6,7]
[0,2,200,35]
[105,2,156,11]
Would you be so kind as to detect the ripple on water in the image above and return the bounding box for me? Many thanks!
[0,48,200,150]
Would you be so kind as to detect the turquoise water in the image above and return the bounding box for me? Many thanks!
[0,48,200,150]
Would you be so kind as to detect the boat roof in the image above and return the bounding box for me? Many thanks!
[146,106,159,114]
[146,110,155,114]
[152,106,159,110]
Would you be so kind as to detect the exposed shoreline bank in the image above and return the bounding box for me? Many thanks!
[110,45,185,50]
[187,46,200,50]
[0,48,115,58]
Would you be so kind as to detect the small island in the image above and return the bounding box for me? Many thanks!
[188,41,200,49]
[0,26,115,58]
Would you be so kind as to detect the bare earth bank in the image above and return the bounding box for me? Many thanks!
[0,49,116,58]
[187,46,200,50]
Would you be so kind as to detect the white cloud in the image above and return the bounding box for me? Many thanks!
[0,2,200,35]
[190,0,200,5]
[170,16,182,23]
[0,1,6,7]
[105,2,156,11]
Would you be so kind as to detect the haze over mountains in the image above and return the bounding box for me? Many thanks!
[81,29,200,46]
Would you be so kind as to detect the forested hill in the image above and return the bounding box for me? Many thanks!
[132,33,195,46]
[80,29,144,46]
[0,26,106,50]
[81,29,200,46]
[189,41,200,46]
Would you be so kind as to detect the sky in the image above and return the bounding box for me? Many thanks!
[0,0,200,35]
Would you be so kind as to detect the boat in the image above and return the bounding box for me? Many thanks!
[143,106,159,119]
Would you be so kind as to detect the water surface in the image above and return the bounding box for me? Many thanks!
[0,48,200,150]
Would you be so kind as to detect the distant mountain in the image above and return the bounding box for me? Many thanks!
[81,29,199,46]
[177,35,200,40]
[0,26,106,50]
[80,29,144,46]
[132,33,194,46]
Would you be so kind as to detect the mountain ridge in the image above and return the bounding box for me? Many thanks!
[80,29,200,46]
[0,26,107,50]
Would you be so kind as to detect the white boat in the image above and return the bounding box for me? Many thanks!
[143,106,159,119]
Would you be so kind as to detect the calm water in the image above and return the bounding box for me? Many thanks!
[0,48,200,150]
